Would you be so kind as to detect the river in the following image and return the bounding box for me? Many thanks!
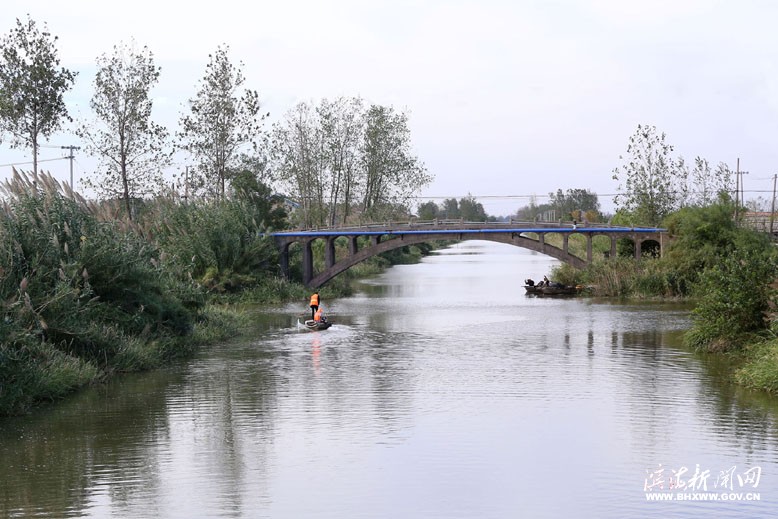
[2,241,778,518]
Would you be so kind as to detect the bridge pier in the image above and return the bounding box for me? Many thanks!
[302,240,313,286]
[586,234,593,263]
[326,237,336,268]
[279,242,290,279]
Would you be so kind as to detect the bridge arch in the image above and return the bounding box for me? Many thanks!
[303,234,585,288]
[272,223,666,288]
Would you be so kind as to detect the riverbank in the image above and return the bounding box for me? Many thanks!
[548,251,778,396]
[735,338,778,392]
[0,238,436,416]
[7,243,775,519]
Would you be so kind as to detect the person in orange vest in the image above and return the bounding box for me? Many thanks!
[314,306,323,322]
[309,291,320,320]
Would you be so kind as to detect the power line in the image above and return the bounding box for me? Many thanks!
[0,157,68,168]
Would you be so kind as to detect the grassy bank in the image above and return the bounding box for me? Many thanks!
[735,337,778,393]
[539,200,778,397]
[0,170,437,415]
[5,174,778,412]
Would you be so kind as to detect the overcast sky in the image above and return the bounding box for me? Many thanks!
[2,0,778,216]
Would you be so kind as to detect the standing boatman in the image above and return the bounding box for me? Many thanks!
[309,291,320,320]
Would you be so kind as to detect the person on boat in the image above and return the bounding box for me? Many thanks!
[309,291,320,320]
[525,278,535,287]
[314,307,324,322]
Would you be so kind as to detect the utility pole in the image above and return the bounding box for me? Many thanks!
[771,174,777,236]
[734,158,749,220]
[735,158,740,220]
[60,145,80,190]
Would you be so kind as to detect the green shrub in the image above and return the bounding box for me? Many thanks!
[684,246,778,351]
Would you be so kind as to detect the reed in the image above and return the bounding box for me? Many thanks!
[0,170,199,414]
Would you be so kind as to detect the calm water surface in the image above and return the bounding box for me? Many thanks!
[2,241,778,518]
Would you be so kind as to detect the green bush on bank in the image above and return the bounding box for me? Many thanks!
[552,199,778,393]
[684,245,777,351]
[0,171,438,415]
[0,172,203,415]
[144,196,284,294]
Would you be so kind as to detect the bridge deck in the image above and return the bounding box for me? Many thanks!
[271,226,665,238]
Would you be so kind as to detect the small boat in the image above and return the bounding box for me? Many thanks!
[303,319,332,331]
[524,278,582,296]
[539,284,581,296]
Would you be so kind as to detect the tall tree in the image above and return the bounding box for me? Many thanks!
[0,16,76,174]
[272,99,431,226]
[78,41,170,219]
[360,105,431,219]
[272,102,327,228]
[178,45,267,199]
[318,96,364,226]
[612,124,687,225]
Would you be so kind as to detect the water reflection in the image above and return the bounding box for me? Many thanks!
[2,242,778,518]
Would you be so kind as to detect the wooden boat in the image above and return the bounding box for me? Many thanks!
[524,282,582,296]
[539,284,581,296]
[303,319,332,331]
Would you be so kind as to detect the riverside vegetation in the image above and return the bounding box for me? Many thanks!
[0,171,434,415]
[549,198,778,393]
[3,171,778,415]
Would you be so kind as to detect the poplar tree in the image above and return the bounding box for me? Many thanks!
[272,99,431,226]
[318,96,364,226]
[0,16,76,174]
[271,102,326,228]
[612,124,687,226]
[178,45,267,199]
[360,105,430,219]
[78,41,170,219]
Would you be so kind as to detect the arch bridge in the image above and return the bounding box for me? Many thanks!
[271,220,667,288]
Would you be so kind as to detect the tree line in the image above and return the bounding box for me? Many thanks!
[0,15,432,225]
